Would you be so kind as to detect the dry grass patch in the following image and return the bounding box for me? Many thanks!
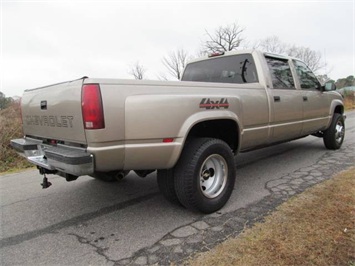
[190,168,355,266]
[344,96,355,110]
[0,102,32,172]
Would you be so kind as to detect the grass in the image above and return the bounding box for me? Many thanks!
[190,167,355,266]
[0,102,32,173]
[344,95,355,110]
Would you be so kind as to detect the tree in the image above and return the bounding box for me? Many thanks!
[156,73,169,81]
[317,74,333,85]
[256,36,325,73]
[335,75,355,89]
[0,92,13,110]
[287,46,324,73]
[203,22,245,54]
[128,61,146,80]
[253,35,287,54]
[162,48,190,80]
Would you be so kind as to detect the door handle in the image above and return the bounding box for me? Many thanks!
[274,96,281,102]
[303,96,308,102]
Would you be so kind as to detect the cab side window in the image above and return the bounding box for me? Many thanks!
[265,57,295,89]
[293,60,321,90]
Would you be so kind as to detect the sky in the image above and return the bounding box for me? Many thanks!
[1,0,354,97]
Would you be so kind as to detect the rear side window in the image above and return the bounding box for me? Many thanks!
[265,57,295,89]
[182,54,258,84]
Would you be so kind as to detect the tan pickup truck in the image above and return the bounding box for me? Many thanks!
[11,49,345,213]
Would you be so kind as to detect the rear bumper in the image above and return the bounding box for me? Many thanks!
[11,138,94,176]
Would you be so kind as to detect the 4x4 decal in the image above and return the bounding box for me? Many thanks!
[199,98,229,109]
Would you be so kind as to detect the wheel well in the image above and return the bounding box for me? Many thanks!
[186,119,239,152]
[334,105,344,115]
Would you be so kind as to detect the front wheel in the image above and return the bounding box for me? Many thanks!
[174,138,236,214]
[323,113,345,150]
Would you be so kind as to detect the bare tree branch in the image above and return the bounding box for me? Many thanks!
[162,48,191,80]
[317,74,332,85]
[156,73,169,81]
[255,36,326,73]
[128,61,146,80]
[287,46,325,73]
[203,22,245,54]
[253,35,288,54]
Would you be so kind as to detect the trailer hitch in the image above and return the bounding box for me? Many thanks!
[41,174,52,189]
[38,167,55,189]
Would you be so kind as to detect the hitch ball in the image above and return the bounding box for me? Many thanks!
[41,176,52,189]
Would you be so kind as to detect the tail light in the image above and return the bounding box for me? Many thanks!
[81,84,105,129]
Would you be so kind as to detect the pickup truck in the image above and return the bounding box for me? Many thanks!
[11,49,345,213]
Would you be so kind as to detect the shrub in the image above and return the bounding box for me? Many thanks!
[0,102,32,172]
[344,94,355,110]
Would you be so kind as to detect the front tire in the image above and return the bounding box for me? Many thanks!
[174,138,236,214]
[323,113,345,150]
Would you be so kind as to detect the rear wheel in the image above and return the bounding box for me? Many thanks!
[323,113,345,150]
[174,138,236,214]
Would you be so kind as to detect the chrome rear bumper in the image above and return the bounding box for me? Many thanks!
[11,138,94,176]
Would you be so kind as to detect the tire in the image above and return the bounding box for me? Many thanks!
[323,113,345,150]
[157,169,180,205]
[174,138,236,214]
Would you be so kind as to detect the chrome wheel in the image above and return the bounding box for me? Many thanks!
[174,138,236,213]
[335,121,344,144]
[199,154,228,199]
[323,113,345,150]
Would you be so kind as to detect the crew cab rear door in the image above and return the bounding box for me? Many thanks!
[265,56,303,142]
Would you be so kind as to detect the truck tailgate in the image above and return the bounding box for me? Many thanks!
[21,78,86,144]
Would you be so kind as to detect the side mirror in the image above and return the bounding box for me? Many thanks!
[324,82,336,91]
